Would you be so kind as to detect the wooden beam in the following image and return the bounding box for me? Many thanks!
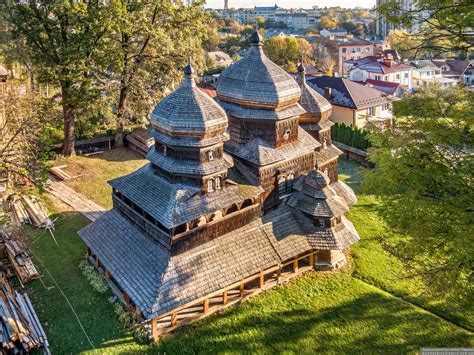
[151,318,158,341]
[105,270,110,281]
[223,290,228,305]
[276,267,282,281]
[171,312,177,326]
[95,256,99,268]
[259,271,264,288]
[293,259,298,273]
[239,282,245,297]
[309,253,315,268]
[203,298,209,313]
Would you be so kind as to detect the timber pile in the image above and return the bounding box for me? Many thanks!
[19,196,48,228]
[0,232,39,284]
[125,128,153,157]
[8,197,30,227]
[49,165,72,181]
[0,274,49,353]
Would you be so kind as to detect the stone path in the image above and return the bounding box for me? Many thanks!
[46,178,106,222]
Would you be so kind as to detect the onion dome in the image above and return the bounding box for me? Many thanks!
[216,31,301,109]
[287,170,349,218]
[151,64,228,138]
[296,62,332,120]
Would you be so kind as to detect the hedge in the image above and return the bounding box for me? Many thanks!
[331,123,371,151]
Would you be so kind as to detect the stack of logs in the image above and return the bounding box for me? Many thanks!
[8,196,49,228]
[0,232,39,284]
[0,273,49,353]
[125,128,154,157]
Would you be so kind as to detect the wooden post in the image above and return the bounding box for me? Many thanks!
[151,318,158,341]
[86,248,91,257]
[293,259,299,273]
[105,270,110,281]
[239,282,245,297]
[95,256,99,268]
[223,290,228,305]
[309,253,315,268]
[276,267,282,282]
[259,271,264,288]
[203,298,209,313]
[170,312,177,326]
[124,292,130,307]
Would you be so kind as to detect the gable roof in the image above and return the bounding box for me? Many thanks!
[365,79,401,96]
[347,56,413,74]
[431,59,471,76]
[307,76,391,110]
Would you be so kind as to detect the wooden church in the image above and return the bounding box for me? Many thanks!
[79,32,359,340]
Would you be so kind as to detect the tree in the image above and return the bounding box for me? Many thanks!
[105,0,208,145]
[319,16,337,30]
[0,1,110,156]
[264,37,314,71]
[378,0,473,57]
[0,83,53,188]
[363,85,474,296]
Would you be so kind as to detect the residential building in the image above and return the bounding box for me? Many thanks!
[411,60,458,88]
[320,28,348,39]
[207,51,233,69]
[375,0,423,37]
[334,37,376,75]
[346,55,413,90]
[431,59,474,86]
[79,32,359,340]
[308,76,394,128]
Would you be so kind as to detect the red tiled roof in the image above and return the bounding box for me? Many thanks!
[199,87,217,98]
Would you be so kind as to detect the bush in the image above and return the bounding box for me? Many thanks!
[331,123,371,150]
[113,303,149,343]
[79,260,109,293]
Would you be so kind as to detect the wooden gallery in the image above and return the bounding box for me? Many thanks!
[79,32,360,340]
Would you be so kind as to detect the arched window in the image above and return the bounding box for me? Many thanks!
[286,173,295,192]
[283,129,291,140]
[207,178,214,192]
[208,149,215,161]
[318,219,325,228]
[215,176,222,190]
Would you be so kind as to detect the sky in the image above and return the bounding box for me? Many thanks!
[205,0,376,9]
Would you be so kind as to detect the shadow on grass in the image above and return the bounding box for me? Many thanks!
[155,290,472,354]
[78,147,146,163]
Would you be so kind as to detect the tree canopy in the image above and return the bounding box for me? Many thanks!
[378,0,474,58]
[264,37,313,72]
[363,85,474,297]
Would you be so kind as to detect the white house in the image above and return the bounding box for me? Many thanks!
[347,56,414,90]
[411,60,458,88]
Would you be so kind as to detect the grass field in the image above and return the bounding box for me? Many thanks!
[22,152,473,353]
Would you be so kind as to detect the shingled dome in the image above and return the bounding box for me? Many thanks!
[217,31,301,109]
[296,63,332,119]
[151,65,228,137]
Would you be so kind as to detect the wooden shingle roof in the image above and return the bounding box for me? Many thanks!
[79,204,359,320]
[217,32,301,109]
[151,66,228,137]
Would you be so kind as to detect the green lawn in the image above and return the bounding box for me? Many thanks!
[54,147,147,209]
[21,152,473,353]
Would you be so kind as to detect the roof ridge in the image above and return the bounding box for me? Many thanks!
[340,78,358,109]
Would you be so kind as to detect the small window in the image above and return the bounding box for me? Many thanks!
[395,74,400,80]
[318,219,325,228]
[283,129,291,140]
[215,176,221,190]
[208,149,215,161]
[207,179,214,192]
[357,47,361,52]
[384,76,388,81]
[342,48,347,53]
[375,75,381,81]
[405,73,409,79]
[368,107,375,116]
[366,47,370,52]
[351,48,356,53]
[382,103,390,110]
